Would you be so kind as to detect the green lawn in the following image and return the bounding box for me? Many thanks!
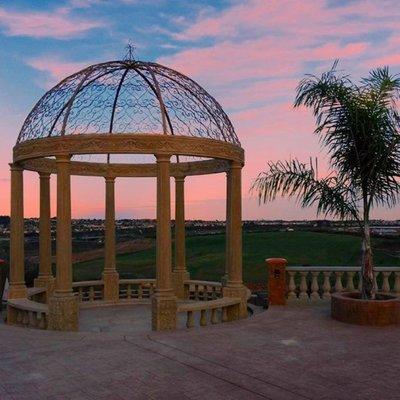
[73,231,400,283]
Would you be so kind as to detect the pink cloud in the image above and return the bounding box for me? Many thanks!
[174,0,399,43]
[0,6,104,39]
[311,42,368,60]
[26,56,92,88]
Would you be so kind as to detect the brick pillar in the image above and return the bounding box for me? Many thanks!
[267,258,287,305]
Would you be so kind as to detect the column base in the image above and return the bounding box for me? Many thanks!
[7,283,27,299]
[151,293,177,331]
[48,293,79,331]
[172,270,190,299]
[34,275,55,301]
[102,271,119,302]
[223,284,249,320]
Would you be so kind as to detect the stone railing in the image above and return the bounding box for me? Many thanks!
[119,279,156,300]
[286,266,400,301]
[72,279,157,303]
[7,298,48,329]
[27,287,47,303]
[184,280,223,301]
[177,297,241,328]
[73,280,104,302]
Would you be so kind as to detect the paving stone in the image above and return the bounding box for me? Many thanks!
[1,303,399,399]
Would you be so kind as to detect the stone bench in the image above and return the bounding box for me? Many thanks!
[8,298,48,329]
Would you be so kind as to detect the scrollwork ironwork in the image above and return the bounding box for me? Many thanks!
[18,61,239,146]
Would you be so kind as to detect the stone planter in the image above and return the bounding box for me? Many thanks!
[331,292,400,326]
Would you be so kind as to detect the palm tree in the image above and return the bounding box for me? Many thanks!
[252,62,400,299]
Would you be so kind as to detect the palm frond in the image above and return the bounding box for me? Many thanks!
[251,159,360,221]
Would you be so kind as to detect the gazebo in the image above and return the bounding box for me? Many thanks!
[7,58,248,331]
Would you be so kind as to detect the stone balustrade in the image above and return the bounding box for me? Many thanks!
[73,280,104,302]
[72,279,158,303]
[27,287,47,303]
[184,280,223,301]
[119,279,156,300]
[286,266,400,301]
[177,297,241,328]
[7,298,48,329]
[7,279,233,330]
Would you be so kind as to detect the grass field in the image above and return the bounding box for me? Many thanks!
[73,231,400,283]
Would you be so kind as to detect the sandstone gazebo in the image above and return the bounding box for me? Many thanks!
[7,59,248,331]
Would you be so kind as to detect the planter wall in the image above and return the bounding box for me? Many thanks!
[331,292,400,326]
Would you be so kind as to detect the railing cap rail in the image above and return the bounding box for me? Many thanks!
[177,297,240,312]
[184,280,222,287]
[286,266,400,272]
[119,278,156,284]
[72,280,103,287]
[8,298,49,314]
[27,287,46,297]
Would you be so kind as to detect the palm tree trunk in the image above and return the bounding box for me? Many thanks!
[361,218,375,299]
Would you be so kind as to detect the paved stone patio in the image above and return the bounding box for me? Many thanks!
[1,303,399,399]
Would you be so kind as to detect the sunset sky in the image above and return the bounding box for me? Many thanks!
[0,0,399,220]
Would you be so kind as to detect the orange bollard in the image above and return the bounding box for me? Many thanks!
[266,258,287,305]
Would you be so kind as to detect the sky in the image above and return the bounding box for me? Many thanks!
[0,0,399,220]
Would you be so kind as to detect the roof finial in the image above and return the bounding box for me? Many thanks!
[124,40,136,62]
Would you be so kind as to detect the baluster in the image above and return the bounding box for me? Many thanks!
[78,287,83,301]
[299,271,308,300]
[382,272,391,294]
[346,272,355,291]
[17,310,23,324]
[138,284,143,299]
[186,311,195,328]
[334,272,343,292]
[211,308,218,324]
[22,312,29,326]
[194,285,199,300]
[89,286,95,302]
[200,310,207,326]
[287,271,297,300]
[394,272,400,294]
[322,271,331,299]
[38,313,46,329]
[28,311,35,327]
[212,287,217,300]
[358,271,362,292]
[310,271,320,301]
[222,307,228,322]
[374,272,379,292]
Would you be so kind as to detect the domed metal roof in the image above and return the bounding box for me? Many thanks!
[17,60,239,145]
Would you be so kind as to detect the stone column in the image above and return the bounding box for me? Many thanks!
[48,155,79,331]
[222,170,232,286]
[8,164,27,300]
[223,161,248,319]
[102,176,119,302]
[152,154,177,331]
[34,172,55,296]
[172,176,189,299]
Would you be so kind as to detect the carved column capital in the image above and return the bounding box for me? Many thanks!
[155,154,171,163]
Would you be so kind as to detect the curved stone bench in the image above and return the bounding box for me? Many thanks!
[7,298,48,329]
[177,297,241,328]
